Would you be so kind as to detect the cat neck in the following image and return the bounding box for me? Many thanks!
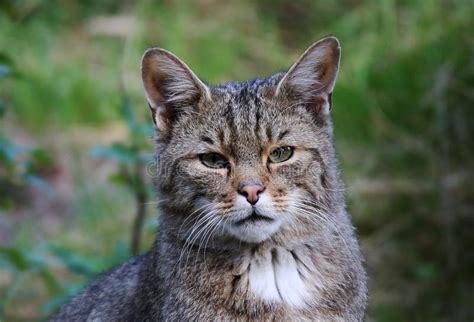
[155,215,356,311]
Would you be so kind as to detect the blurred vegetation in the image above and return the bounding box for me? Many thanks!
[90,94,153,256]
[0,0,473,321]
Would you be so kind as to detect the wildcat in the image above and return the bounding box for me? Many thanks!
[53,36,368,321]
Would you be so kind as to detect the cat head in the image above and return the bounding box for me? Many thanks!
[142,37,342,244]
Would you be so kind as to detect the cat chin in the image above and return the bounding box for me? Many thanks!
[224,219,284,243]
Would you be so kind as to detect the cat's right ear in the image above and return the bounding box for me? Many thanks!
[141,48,211,133]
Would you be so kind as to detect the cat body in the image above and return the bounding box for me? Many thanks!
[53,37,368,321]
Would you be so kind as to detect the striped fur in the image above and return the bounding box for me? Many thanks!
[53,37,367,321]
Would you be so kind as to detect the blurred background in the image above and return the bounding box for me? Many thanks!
[0,0,473,321]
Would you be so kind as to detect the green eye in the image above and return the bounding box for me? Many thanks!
[268,146,294,163]
[199,153,229,169]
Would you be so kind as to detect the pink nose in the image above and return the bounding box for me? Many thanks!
[238,180,265,205]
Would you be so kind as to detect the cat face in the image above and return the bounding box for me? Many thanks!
[142,37,341,243]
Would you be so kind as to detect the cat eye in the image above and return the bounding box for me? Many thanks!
[199,153,229,169]
[268,146,294,163]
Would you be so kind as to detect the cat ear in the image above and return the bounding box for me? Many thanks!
[141,48,211,132]
[275,37,340,116]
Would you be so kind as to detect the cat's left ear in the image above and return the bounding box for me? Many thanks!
[275,37,340,115]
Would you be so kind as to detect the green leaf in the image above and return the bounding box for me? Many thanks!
[0,247,30,271]
[42,284,84,314]
[108,172,130,186]
[0,100,6,118]
[29,148,53,167]
[120,96,135,128]
[38,268,62,293]
[0,52,14,66]
[0,141,15,171]
[49,246,102,278]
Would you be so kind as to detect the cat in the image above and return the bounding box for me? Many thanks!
[52,36,368,321]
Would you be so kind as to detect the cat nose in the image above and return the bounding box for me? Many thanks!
[238,180,265,205]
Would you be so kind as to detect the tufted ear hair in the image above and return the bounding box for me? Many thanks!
[141,48,211,134]
[275,37,341,116]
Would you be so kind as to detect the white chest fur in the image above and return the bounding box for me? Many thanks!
[240,246,321,308]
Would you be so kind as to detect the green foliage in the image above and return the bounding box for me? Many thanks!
[89,94,152,197]
[0,246,62,317]
[91,95,153,255]
[0,240,130,316]
[0,53,53,210]
[91,97,152,171]
[42,241,130,313]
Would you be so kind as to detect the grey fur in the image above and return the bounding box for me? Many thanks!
[53,37,368,321]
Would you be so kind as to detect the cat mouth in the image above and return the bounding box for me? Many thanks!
[235,211,274,226]
[225,208,282,243]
